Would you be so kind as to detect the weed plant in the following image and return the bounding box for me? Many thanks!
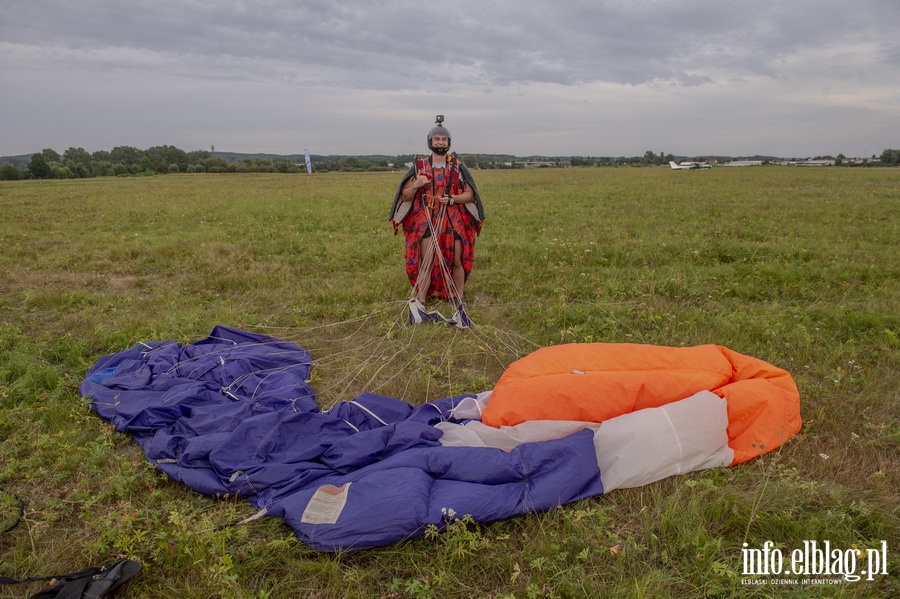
[0,168,897,597]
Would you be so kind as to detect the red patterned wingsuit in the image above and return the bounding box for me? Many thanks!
[389,155,484,301]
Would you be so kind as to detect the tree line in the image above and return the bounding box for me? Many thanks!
[1,145,896,181]
[878,149,900,165]
[0,145,535,180]
[0,146,313,180]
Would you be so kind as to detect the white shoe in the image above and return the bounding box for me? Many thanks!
[408,299,446,324]
[448,303,472,328]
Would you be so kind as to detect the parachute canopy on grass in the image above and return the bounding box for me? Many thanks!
[80,326,801,551]
[482,343,802,465]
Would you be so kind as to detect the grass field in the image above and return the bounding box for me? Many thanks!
[0,167,897,598]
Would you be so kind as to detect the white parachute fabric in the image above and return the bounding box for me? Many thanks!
[437,390,733,492]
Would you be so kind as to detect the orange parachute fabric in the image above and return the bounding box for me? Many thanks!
[481,343,801,465]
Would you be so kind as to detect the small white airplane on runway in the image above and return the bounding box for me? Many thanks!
[669,160,711,170]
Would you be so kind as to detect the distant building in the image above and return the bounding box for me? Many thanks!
[773,159,837,166]
[516,161,559,168]
[723,160,764,167]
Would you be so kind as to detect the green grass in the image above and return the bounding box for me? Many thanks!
[0,167,898,598]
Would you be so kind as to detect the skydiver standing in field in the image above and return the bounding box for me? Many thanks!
[389,116,485,328]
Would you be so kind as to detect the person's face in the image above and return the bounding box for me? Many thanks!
[431,134,449,150]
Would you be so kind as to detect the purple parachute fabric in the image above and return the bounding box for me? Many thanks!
[80,326,604,551]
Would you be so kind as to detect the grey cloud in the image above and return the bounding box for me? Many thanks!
[6,0,891,89]
[1,0,898,156]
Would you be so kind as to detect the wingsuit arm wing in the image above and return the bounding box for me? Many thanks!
[389,165,418,225]
[457,162,485,222]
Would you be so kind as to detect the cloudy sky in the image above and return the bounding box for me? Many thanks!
[2,0,898,158]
